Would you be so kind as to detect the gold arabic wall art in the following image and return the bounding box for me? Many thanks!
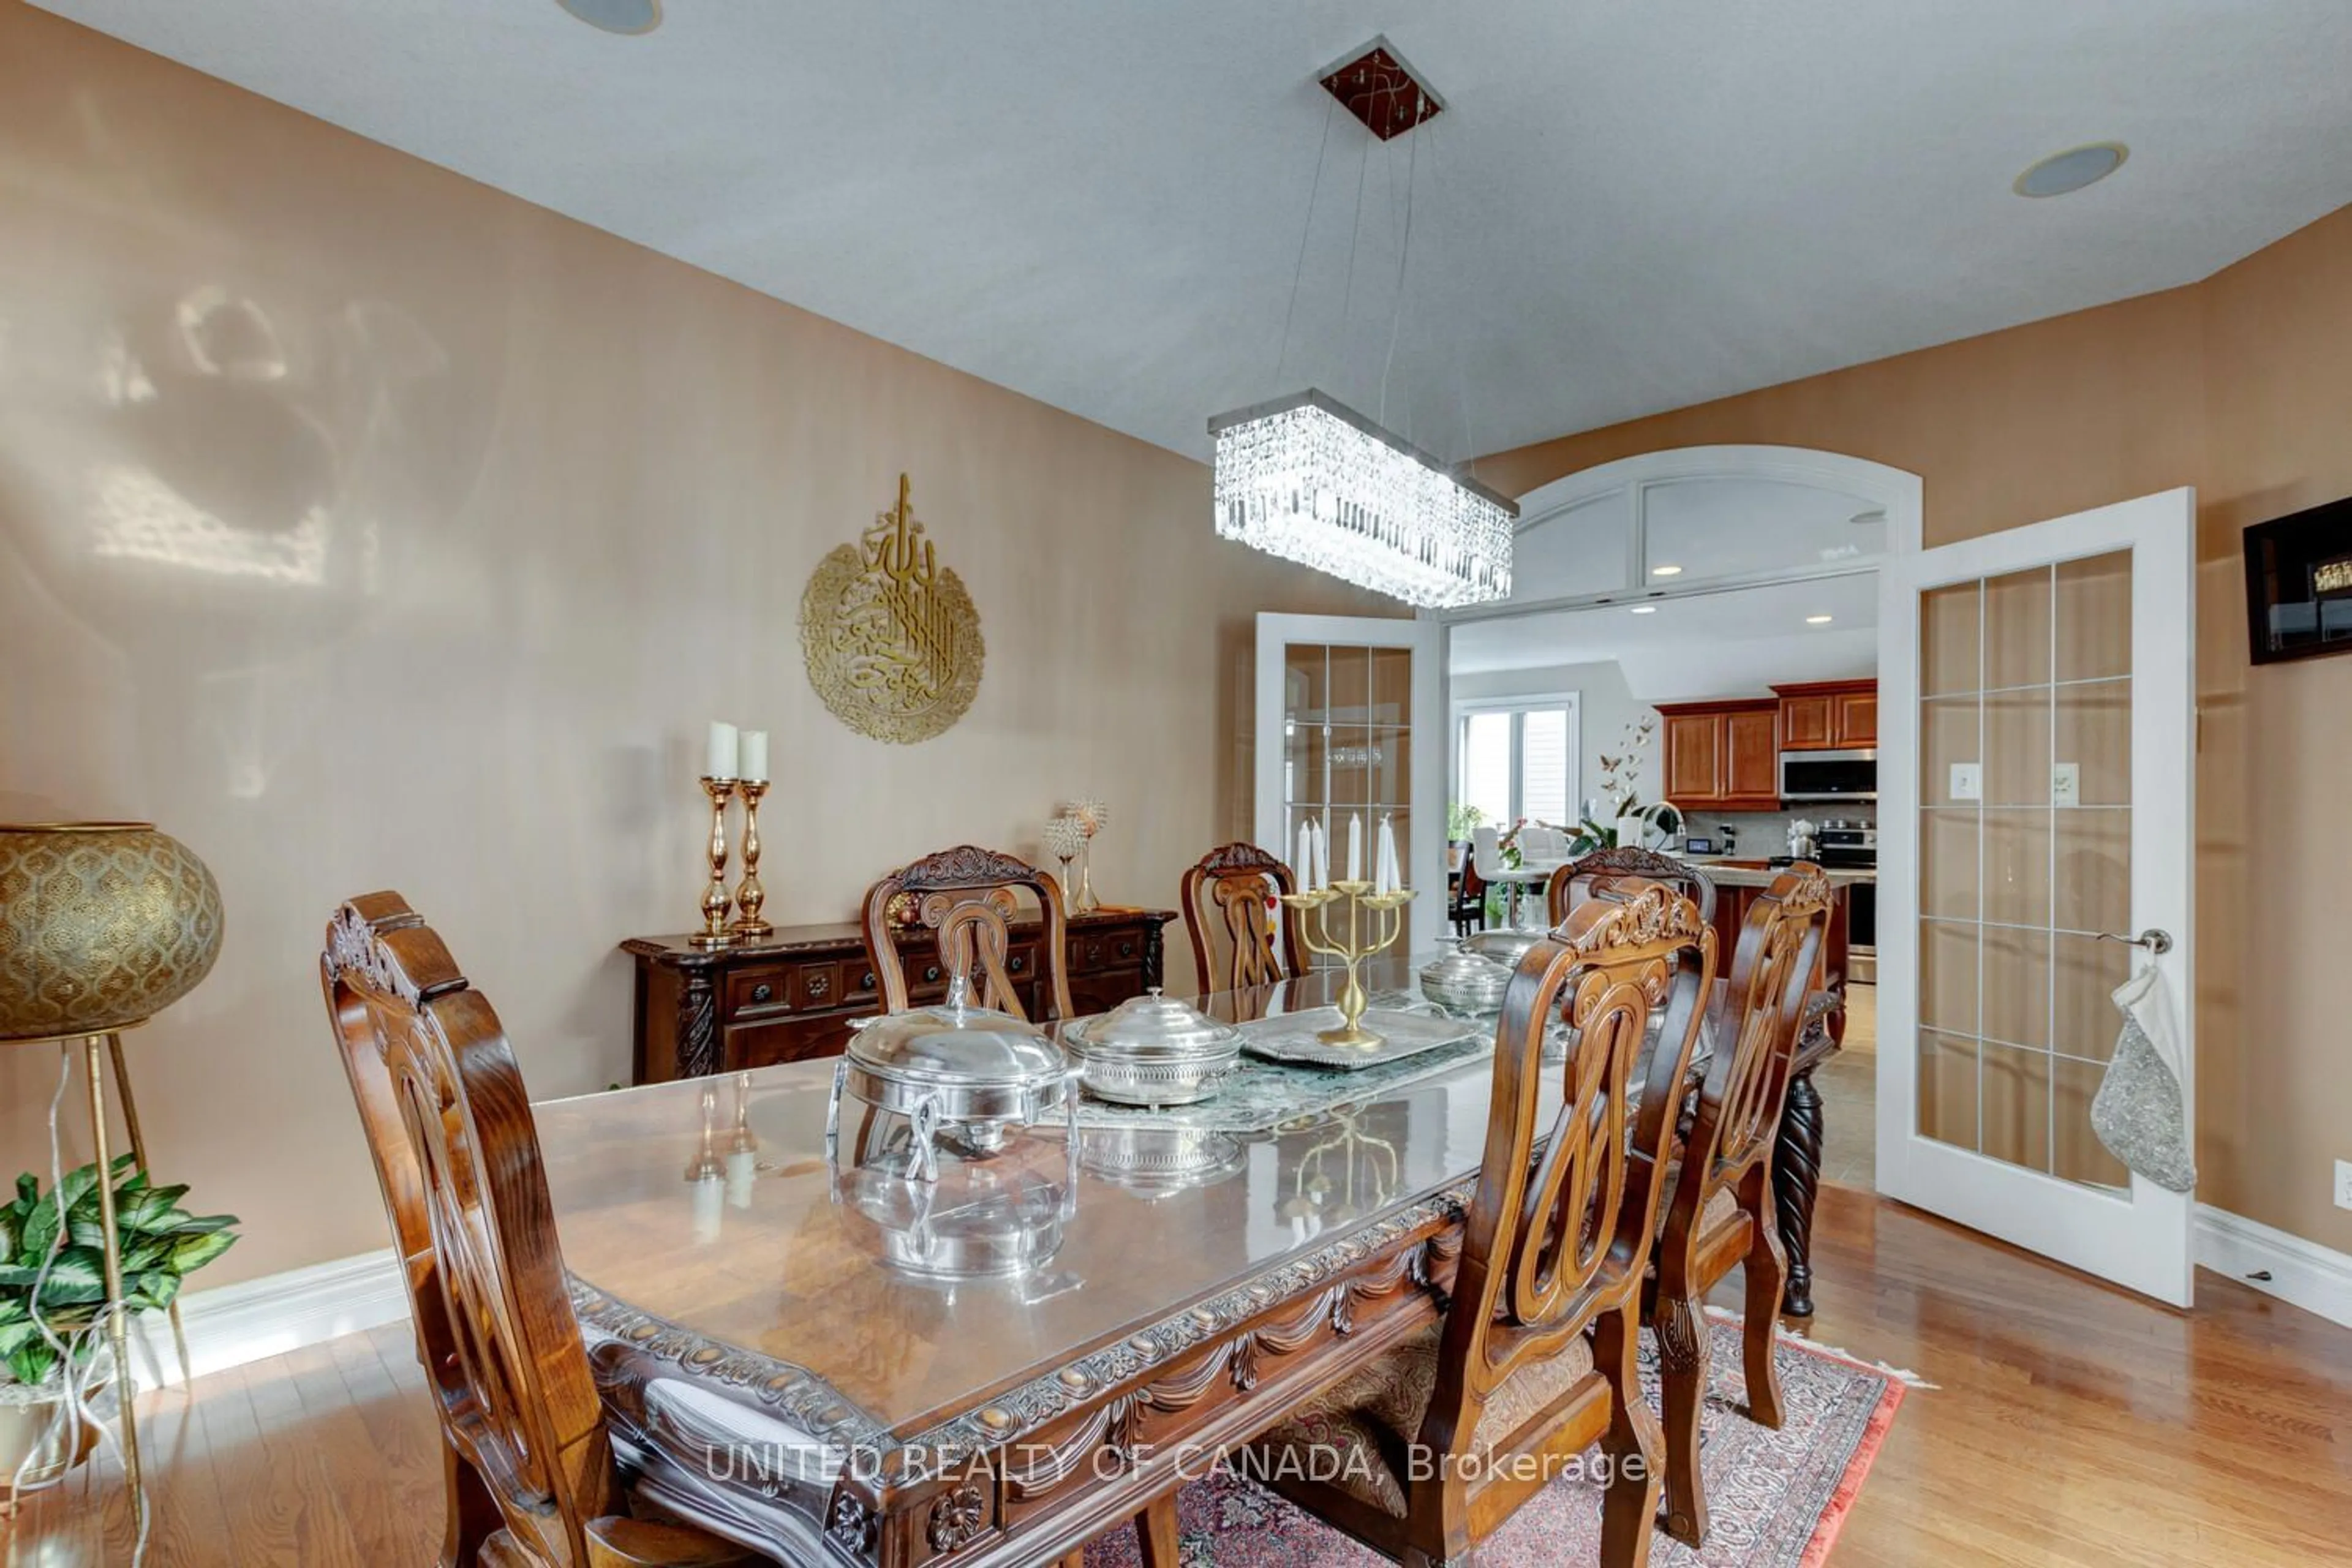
[799,473,984,744]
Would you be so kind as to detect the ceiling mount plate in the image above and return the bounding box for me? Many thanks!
[1318,36,1445,140]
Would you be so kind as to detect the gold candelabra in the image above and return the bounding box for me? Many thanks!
[731,780,773,938]
[690,777,737,949]
[1278,880,1414,1048]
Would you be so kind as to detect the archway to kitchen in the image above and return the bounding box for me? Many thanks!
[1441,445,1921,1197]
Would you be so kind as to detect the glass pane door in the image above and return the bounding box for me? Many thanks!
[1283,642,1413,907]
[1256,615,1444,956]
[1916,554,2135,1188]
[1877,486,2194,1307]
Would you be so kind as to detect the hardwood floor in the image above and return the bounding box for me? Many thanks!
[11,1193,2351,1565]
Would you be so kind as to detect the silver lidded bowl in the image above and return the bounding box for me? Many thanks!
[1459,927,1545,968]
[1419,949,1513,1016]
[831,975,1078,1180]
[1076,1125,1248,1195]
[1063,987,1242,1107]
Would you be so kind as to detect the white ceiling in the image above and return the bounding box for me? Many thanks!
[1449,574,1879,698]
[39,0,2352,464]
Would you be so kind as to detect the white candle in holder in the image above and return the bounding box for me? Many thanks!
[1347,815,1363,884]
[1309,821,1327,891]
[1295,820,1314,890]
[741,729,769,783]
[706,721,739,780]
[1376,816,1400,894]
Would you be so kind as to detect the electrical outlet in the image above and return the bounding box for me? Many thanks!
[2336,1159,2352,1212]
[2052,762,2081,808]
[1949,762,1981,802]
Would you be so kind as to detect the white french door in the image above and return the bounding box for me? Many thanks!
[1876,488,2197,1306]
[1254,614,1446,956]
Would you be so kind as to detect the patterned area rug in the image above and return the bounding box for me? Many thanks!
[1085,1314,1904,1567]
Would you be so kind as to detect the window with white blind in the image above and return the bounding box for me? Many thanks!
[1453,697,1580,831]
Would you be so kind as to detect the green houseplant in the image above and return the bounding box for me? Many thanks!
[0,1155,238,1490]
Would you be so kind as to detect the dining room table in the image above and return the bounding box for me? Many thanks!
[529,948,1812,1567]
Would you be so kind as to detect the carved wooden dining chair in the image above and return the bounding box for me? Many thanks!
[1645,864,1834,1547]
[859,845,1074,1022]
[1545,845,1717,930]
[1250,879,1717,1568]
[1178,841,1305,995]
[321,892,760,1568]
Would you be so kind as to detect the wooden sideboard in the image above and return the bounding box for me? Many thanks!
[620,908,1177,1085]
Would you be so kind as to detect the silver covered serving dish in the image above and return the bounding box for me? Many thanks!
[1076,1125,1248,1194]
[828,975,1079,1181]
[1419,949,1513,1015]
[1460,927,1545,967]
[1062,988,1242,1107]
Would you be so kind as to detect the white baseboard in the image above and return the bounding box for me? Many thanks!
[128,1248,411,1386]
[2196,1205,2352,1331]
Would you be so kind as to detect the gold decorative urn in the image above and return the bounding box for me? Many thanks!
[0,823,225,1041]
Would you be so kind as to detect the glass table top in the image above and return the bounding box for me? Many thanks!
[536,956,1561,1441]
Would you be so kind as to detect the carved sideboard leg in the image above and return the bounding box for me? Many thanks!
[1773,1069,1825,1319]
[676,968,720,1080]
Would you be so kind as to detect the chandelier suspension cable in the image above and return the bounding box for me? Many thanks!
[1378,91,1423,438]
[1275,92,1340,386]
[1423,118,1482,464]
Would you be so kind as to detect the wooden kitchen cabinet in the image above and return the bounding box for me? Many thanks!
[1773,679,1878,750]
[1656,698,1781,811]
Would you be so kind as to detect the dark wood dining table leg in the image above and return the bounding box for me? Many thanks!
[1773,1067,1825,1318]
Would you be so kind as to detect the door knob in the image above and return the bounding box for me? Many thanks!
[2095,928,2173,956]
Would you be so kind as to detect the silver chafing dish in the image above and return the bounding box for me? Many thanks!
[1419,948,1513,1015]
[1061,988,1241,1108]
[826,976,1080,1182]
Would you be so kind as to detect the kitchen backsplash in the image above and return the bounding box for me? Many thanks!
[1678,807,1875,857]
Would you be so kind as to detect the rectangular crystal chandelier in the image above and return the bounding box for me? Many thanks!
[1210,390,1515,608]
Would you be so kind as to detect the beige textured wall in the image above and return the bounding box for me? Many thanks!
[1478,206,2352,1257]
[0,5,1384,1286]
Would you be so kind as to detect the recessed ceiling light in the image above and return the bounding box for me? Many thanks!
[1629,605,1658,615]
[1806,614,1834,625]
[556,0,662,34]
[2014,142,2128,198]
[1650,564,1683,577]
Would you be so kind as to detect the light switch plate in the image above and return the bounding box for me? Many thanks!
[2335,1159,2352,1212]
[2053,762,2081,807]
[1949,762,1982,802]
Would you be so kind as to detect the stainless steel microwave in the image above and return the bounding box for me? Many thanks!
[1779,748,1877,802]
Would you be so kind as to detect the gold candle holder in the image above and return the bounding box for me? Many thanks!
[690,777,737,950]
[1278,880,1414,1048]
[730,780,773,938]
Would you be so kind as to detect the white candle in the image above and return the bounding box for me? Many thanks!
[1314,820,1329,890]
[1377,816,1400,894]
[690,1176,723,1243]
[706,720,739,780]
[741,729,769,783]
[1295,820,1314,889]
[1346,815,1363,884]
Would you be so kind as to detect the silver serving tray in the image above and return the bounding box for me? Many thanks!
[1233,1007,1482,1071]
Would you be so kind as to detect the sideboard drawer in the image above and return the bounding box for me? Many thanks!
[728,1014,856,1070]
[1068,931,1144,975]
[724,960,837,1017]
